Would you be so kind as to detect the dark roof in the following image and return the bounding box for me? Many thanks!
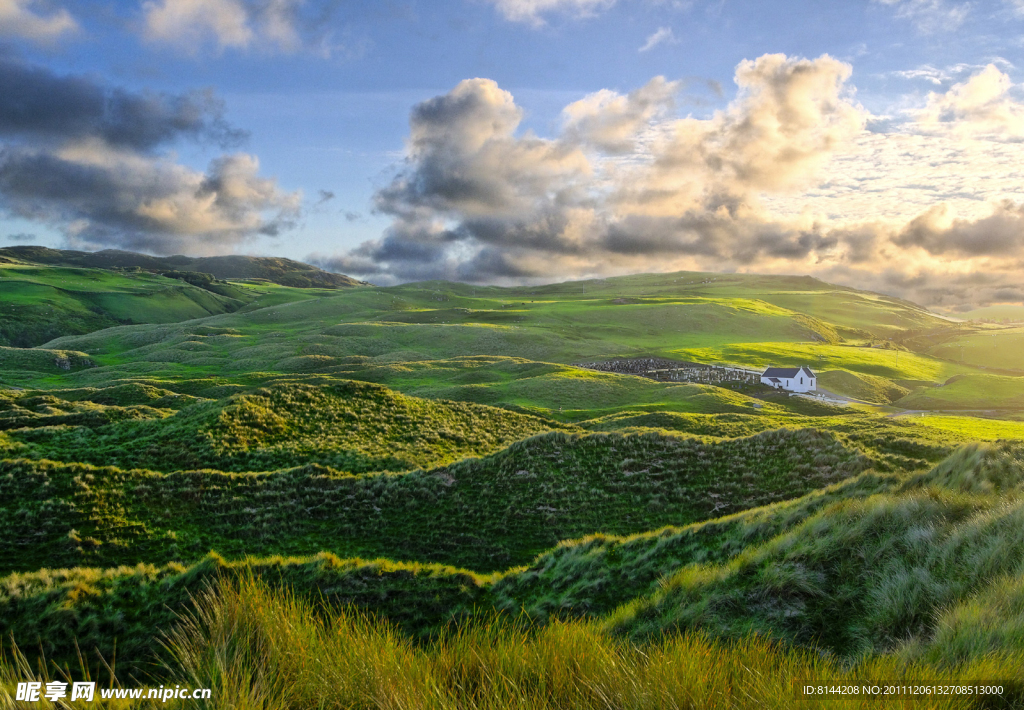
[762,366,815,378]
[768,377,781,384]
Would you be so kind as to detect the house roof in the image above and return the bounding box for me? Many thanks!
[762,366,815,378]
[768,377,781,384]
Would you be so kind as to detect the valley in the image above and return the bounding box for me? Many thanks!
[1,252,1023,707]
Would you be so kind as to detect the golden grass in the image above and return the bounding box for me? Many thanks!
[6,575,1014,709]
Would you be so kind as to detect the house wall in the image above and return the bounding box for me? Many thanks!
[760,375,816,393]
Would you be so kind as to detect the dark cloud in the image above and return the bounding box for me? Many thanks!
[330,57,864,287]
[4,232,35,242]
[0,54,245,151]
[0,55,296,256]
[893,201,1024,257]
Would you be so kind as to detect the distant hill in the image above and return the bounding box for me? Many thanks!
[0,248,366,347]
[0,246,367,289]
[959,305,1024,322]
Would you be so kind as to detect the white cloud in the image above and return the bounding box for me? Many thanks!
[916,64,1024,138]
[0,0,76,43]
[143,0,303,54]
[639,26,675,53]
[562,76,679,153]
[313,54,1024,307]
[872,0,970,33]
[485,0,616,25]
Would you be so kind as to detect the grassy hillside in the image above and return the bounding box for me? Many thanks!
[11,268,988,417]
[924,325,1024,373]
[817,369,911,403]
[897,373,1024,411]
[4,442,1024,694]
[1,266,1023,700]
[0,260,350,347]
[0,263,246,347]
[0,426,868,575]
[0,246,366,288]
[673,341,965,381]
[605,444,1024,658]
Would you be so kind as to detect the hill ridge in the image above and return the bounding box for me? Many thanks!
[0,245,368,289]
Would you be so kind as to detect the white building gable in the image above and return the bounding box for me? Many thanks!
[760,366,816,393]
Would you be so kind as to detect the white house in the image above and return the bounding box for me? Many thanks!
[760,366,816,393]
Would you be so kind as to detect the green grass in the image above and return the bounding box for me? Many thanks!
[605,443,1024,656]
[0,427,868,575]
[673,342,966,381]
[2,265,1022,700]
[925,325,1024,372]
[4,442,1024,690]
[0,264,243,348]
[902,414,1024,440]
[1,266,986,418]
[897,374,1024,410]
[1,379,564,473]
[818,369,911,403]
[0,262,354,350]
[6,573,1015,709]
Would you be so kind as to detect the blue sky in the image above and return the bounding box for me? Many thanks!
[2,0,1024,309]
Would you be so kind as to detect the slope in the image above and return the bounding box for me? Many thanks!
[0,246,367,288]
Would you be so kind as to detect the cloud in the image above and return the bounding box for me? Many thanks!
[310,53,1024,308]
[0,54,245,151]
[894,201,1024,257]
[484,0,616,25]
[872,0,970,33]
[142,0,343,55]
[322,54,867,285]
[4,231,35,242]
[915,64,1024,139]
[0,0,76,43]
[562,76,679,153]
[0,56,298,255]
[639,27,676,53]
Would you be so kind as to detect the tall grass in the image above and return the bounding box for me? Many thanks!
[4,575,1020,708]
[154,577,1013,708]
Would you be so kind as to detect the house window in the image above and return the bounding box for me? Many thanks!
[800,377,803,384]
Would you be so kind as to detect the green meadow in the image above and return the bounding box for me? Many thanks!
[2,254,1024,707]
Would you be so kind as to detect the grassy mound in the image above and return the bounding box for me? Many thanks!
[605,443,1024,658]
[896,373,1024,410]
[0,427,867,575]
[4,444,1024,688]
[818,369,910,404]
[0,553,488,680]
[4,380,563,473]
[579,410,786,437]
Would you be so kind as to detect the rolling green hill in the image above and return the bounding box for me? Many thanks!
[2,266,1024,703]
[0,246,367,288]
[817,369,911,403]
[4,441,1024,690]
[0,260,354,348]
[12,268,1000,418]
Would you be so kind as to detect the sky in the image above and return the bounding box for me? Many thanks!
[2,0,1024,310]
